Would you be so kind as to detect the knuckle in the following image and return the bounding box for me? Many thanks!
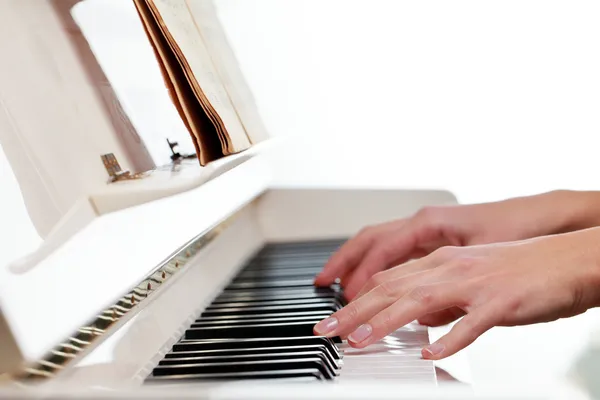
[370,271,388,287]
[375,279,397,301]
[432,245,459,261]
[373,310,395,334]
[409,286,434,305]
[450,256,478,274]
[343,302,361,322]
[505,297,523,314]
[416,206,437,220]
[377,244,395,261]
[358,225,376,238]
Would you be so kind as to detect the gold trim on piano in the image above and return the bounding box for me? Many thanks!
[7,213,238,383]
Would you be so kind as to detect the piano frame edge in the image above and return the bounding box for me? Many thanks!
[5,186,458,389]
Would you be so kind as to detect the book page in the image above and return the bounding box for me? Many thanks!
[150,0,251,154]
[133,0,224,164]
[186,0,270,144]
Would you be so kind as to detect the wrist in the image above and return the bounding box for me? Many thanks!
[568,227,600,309]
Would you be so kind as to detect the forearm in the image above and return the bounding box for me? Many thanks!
[548,190,600,234]
[496,190,600,240]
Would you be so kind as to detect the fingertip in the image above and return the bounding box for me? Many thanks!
[313,273,332,287]
[347,339,368,349]
[421,342,446,360]
[342,288,357,302]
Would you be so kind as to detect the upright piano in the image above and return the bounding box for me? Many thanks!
[0,0,520,398]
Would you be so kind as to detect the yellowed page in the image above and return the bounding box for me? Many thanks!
[133,0,224,165]
[150,0,250,154]
[186,0,270,144]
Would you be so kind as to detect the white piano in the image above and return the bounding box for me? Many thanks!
[0,1,596,399]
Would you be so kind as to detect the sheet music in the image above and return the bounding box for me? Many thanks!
[150,0,251,153]
[186,0,270,144]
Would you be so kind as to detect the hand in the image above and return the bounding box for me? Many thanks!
[315,190,593,300]
[313,228,600,359]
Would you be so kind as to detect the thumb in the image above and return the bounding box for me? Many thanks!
[421,308,496,360]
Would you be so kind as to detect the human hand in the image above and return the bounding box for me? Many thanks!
[313,228,600,359]
[315,190,587,300]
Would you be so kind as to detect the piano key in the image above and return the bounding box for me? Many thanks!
[147,368,326,382]
[242,258,331,270]
[216,287,342,302]
[254,244,336,253]
[199,303,340,318]
[205,297,344,309]
[202,301,340,314]
[152,358,336,380]
[146,239,436,385]
[212,294,342,305]
[196,310,332,322]
[235,267,324,279]
[224,278,318,290]
[191,315,325,328]
[230,275,323,286]
[258,239,345,252]
[185,322,341,341]
[163,344,339,366]
[172,337,342,360]
[157,351,340,378]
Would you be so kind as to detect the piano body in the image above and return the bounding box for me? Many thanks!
[2,1,582,398]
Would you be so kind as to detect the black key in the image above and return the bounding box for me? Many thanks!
[197,310,332,322]
[157,351,340,378]
[216,287,342,302]
[259,239,345,253]
[205,298,344,309]
[172,337,342,360]
[147,368,325,382]
[231,275,320,285]
[146,240,352,385]
[225,278,318,290]
[164,344,339,366]
[243,258,330,270]
[212,293,342,305]
[236,267,324,279]
[152,358,336,380]
[199,303,339,318]
[191,315,324,328]
[185,322,342,342]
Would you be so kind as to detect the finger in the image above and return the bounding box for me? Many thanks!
[342,234,419,300]
[353,258,427,300]
[343,216,453,300]
[346,282,466,348]
[352,246,458,300]
[417,307,466,327]
[421,306,497,360]
[315,266,453,339]
[314,221,402,287]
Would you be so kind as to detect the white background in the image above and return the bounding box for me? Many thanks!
[1,0,600,389]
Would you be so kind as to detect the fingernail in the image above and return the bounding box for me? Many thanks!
[348,324,372,343]
[314,317,338,335]
[422,342,445,358]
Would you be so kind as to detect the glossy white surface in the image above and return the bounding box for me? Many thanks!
[34,184,455,390]
[1,0,600,396]
[0,156,270,367]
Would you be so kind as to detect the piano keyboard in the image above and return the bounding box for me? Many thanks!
[145,240,436,384]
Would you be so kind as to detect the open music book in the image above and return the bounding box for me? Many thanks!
[132,0,269,165]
